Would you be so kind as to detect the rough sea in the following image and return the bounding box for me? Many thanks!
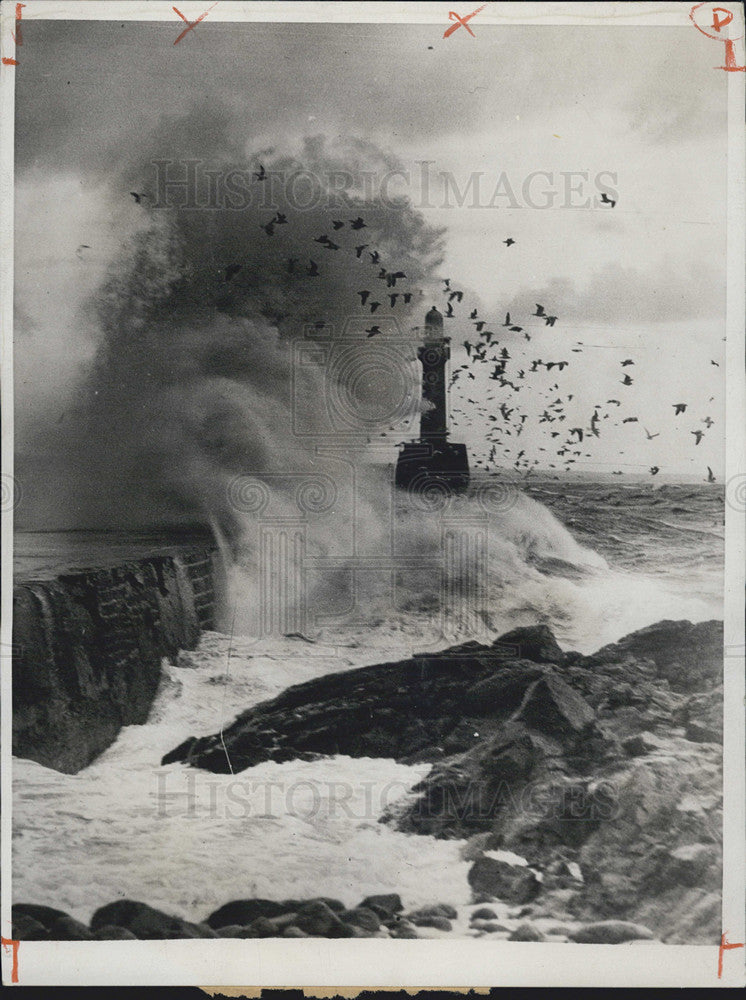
[13,479,724,929]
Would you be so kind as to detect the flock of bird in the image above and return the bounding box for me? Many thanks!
[121,174,718,483]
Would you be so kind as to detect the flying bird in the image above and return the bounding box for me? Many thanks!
[621,374,633,386]
[503,238,515,246]
[600,192,616,207]
[621,359,634,367]
[366,326,382,338]
[702,416,714,428]
[358,290,370,305]
[370,301,381,313]
[369,251,381,264]
[544,316,557,327]
[129,191,148,204]
[691,430,704,445]
[350,217,366,230]
[332,220,345,230]
[260,222,275,236]
[533,304,546,317]
[650,466,660,476]
[354,244,369,258]
[503,313,512,327]
[306,260,319,276]
[673,403,687,415]
[445,302,454,317]
[644,427,659,439]
[253,165,267,181]
[273,213,288,225]
[706,466,716,483]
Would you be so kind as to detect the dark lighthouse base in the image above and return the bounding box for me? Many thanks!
[395,441,470,494]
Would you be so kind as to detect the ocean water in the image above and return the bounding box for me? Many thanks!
[12,479,724,926]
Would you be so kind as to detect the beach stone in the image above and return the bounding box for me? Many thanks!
[92,924,138,940]
[215,924,248,938]
[282,925,309,938]
[50,915,95,940]
[493,625,565,664]
[244,916,280,938]
[90,899,217,939]
[390,921,419,938]
[407,904,457,921]
[411,915,452,931]
[206,898,292,929]
[12,903,71,929]
[11,913,49,940]
[508,923,545,941]
[339,907,380,932]
[471,906,498,921]
[570,920,655,944]
[359,893,403,917]
[477,921,510,933]
[294,900,350,937]
[468,856,541,905]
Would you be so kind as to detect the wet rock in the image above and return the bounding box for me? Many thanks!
[622,731,669,756]
[464,663,550,716]
[215,924,249,938]
[50,915,95,940]
[468,856,541,905]
[513,675,596,738]
[508,923,545,941]
[411,915,452,931]
[665,844,713,887]
[685,721,721,744]
[339,907,380,933]
[92,924,138,940]
[282,925,309,938]
[390,921,419,938]
[11,913,49,941]
[493,625,565,664]
[245,916,280,938]
[294,900,351,937]
[407,904,458,921]
[470,906,498,921]
[359,893,403,917]
[12,903,71,930]
[473,920,510,933]
[579,620,723,693]
[90,900,217,939]
[570,920,655,944]
[206,898,293,929]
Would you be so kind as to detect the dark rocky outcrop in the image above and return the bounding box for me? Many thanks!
[14,547,221,773]
[90,900,218,939]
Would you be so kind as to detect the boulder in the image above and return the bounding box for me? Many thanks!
[407,904,458,921]
[50,915,95,940]
[580,620,722,692]
[472,920,509,933]
[11,913,49,940]
[411,915,452,931]
[470,906,498,921]
[359,893,403,917]
[243,916,280,938]
[92,924,138,940]
[570,920,654,944]
[12,904,71,930]
[492,625,565,664]
[508,923,545,941]
[464,663,550,715]
[206,898,294,929]
[294,900,351,937]
[512,675,596,738]
[90,900,217,939]
[339,907,380,933]
[282,925,309,938]
[468,857,541,905]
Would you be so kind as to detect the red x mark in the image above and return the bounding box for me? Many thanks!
[444,4,487,39]
[173,2,219,45]
[718,931,744,978]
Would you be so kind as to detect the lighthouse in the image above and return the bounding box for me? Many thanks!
[395,306,470,493]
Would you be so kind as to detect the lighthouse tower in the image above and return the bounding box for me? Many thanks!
[395,306,470,493]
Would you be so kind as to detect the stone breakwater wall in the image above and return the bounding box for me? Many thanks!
[12,547,224,774]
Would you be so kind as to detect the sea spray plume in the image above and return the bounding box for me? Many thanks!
[80,122,445,548]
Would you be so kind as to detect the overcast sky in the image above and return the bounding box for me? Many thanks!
[14,17,728,484]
